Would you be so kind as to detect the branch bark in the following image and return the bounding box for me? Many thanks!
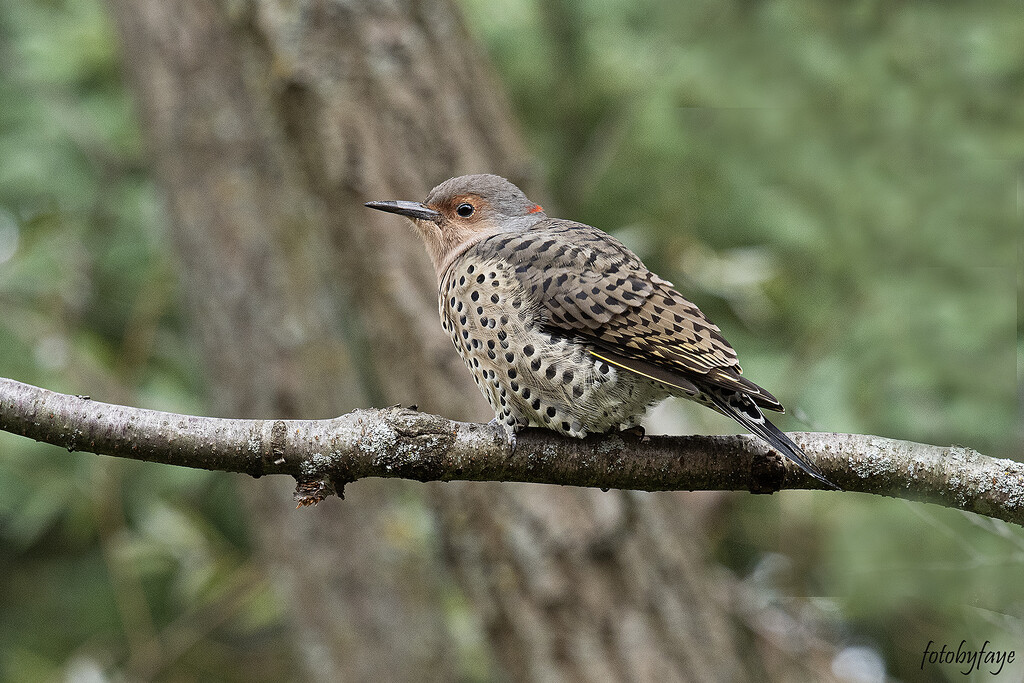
[3,377,1020,526]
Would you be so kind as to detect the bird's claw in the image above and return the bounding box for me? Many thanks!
[488,418,518,455]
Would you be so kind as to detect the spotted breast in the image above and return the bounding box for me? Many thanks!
[439,245,670,437]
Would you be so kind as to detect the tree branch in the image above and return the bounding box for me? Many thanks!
[2,377,1021,524]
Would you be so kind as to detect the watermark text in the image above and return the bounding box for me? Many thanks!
[921,640,1015,676]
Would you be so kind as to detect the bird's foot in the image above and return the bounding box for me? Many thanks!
[487,417,518,454]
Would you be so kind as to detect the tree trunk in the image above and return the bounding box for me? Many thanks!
[108,0,822,679]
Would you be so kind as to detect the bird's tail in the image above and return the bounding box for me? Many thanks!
[702,388,839,490]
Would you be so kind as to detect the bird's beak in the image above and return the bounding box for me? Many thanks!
[364,200,442,223]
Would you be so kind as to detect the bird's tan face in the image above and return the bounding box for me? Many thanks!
[365,174,545,279]
[367,195,539,278]
[416,192,489,261]
[396,192,503,279]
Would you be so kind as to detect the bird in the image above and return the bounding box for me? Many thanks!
[365,174,837,489]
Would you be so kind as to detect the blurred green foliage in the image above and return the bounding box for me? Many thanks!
[0,0,1020,680]
[466,0,1019,457]
[0,1,293,679]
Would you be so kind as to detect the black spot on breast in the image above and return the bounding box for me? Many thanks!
[522,387,531,399]
[467,265,475,274]
[523,344,534,356]
[531,359,542,371]
[546,406,557,418]
[561,421,570,431]
[476,274,486,283]
[491,293,500,303]
[505,352,514,362]
[497,330,507,341]
[459,276,465,286]
[562,370,574,383]
[531,398,541,410]
[471,291,479,301]
[572,385,584,398]
[545,366,556,380]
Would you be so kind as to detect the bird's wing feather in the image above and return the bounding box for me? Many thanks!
[475,221,784,411]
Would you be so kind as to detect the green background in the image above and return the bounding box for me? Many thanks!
[1,0,1020,680]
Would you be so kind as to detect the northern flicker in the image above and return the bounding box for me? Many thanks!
[366,174,836,488]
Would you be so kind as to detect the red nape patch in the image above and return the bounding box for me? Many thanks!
[528,204,544,214]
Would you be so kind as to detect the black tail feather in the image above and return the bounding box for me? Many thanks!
[704,389,840,490]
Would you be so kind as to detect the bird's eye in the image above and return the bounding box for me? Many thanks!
[456,203,474,218]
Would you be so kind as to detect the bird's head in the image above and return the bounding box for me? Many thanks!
[365,174,545,277]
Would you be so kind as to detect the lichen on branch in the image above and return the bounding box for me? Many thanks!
[1,377,1021,525]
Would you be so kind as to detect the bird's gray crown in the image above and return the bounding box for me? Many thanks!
[426,174,536,218]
